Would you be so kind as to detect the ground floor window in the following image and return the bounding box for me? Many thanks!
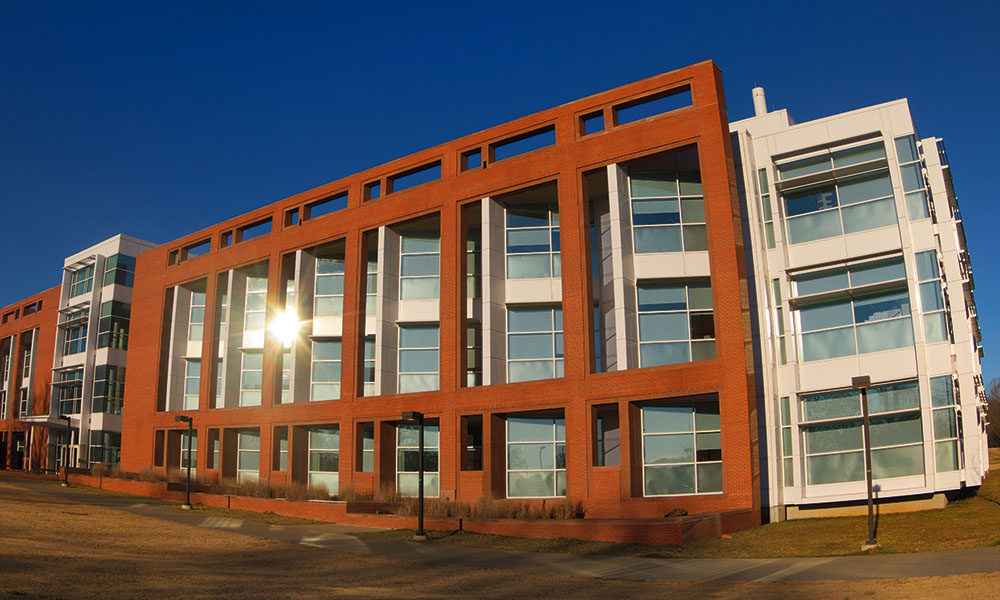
[236,429,259,483]
[396,422,438,496]
[800,379,923,485]
[641,399,722,496]
[308,426,339,494]
[506,414,566,498]
[180,429,197,478]
[88,430,121,466]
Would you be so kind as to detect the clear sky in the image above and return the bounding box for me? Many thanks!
[2,1,997,381]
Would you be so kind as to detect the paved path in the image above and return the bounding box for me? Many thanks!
[4,475,998,582]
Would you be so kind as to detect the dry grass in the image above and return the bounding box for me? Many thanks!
[2,480,1000,599]
[362,449,1000,559]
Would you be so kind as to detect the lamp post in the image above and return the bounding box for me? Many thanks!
[852,375,879,551]
[401,411,426,540]
[175,415,193,509]
[59,415,71,487]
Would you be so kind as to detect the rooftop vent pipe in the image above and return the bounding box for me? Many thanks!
[752,87,768,117]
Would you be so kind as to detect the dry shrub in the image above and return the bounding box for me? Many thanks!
[372,484,401,504]
[339,484,359,502]
[137,467,163,483]
[90,463,107,478]
[469,495,584,520]
[394,497,470,518]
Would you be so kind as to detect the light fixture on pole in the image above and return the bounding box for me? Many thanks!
[175,415,193,509]
[59,415,71,487]
[852,375,879,551]
[401,411,426,541]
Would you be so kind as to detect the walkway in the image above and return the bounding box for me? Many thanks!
[4,475,998,582]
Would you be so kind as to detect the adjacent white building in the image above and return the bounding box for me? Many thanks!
[731,89,987,520]
[21,234,157,470]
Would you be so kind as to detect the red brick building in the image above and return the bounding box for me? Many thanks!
[121,60,759,520]
[1,286,60,471]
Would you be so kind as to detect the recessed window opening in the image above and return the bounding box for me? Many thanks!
[580,111,604,135]
[490,125,556,162]
[461,148,482,171]
[284,208,299,227]
[306,192,348,220]
[626,145,705,254]
[388,161,441,194]
[220,231,233,248]
[506,412,566,498]
[182,239,211,260]
[397,420,439,497]
[308,426,339,495]
[237,218,272,243]
[641,397,722,496]
[614,85,692,126]
[364,181,381,201]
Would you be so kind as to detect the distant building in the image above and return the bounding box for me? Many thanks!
[2,234,156,472]
[731,88,987,519]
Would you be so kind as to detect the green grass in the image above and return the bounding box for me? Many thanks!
[357,448,1000,559]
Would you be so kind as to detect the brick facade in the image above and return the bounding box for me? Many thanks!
[121,60,759,521]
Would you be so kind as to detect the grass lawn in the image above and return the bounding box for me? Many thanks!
[357,448,1000,558]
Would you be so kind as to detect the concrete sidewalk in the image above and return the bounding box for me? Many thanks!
[5,475,998,582]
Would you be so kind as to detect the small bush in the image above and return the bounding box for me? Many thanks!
[137,467,163,483]
[90,463,107,478]
[372,484,401,504]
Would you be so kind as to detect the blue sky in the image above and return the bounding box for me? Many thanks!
[1,1,997,381]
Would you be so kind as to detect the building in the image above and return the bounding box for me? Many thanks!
[1,286,60,470]
[731,89,987,519]
[4,59,983,523]
[120,60,762,520]
[1,234,157,473]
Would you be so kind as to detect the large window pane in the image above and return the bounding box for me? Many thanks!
[634,226,682,253]
[802,327,856,361]
[841,197,897,234]
[856,317,914,353]
[787,210,842,244]
[872,445,924,479]
[807,451,863,485]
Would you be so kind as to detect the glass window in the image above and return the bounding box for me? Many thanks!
[507,307,563,383]
[798,277,913,362]
[358,422,375,472]
[641,401,722,496]
[782,168,896,244]
[311,340,341,401]
[63,324,88,356]
[362,336,376,397]
[180,429,197,478]
[506,204,560,278]
[103,254,136,287]
[239,351,262,406]
[236,429,260,483]
[800,379,924,485]
[398,326,438,393]
[188,291,206,341]
[507,415,566,498]
[308,427,339,494]
[629,172,706,254]
[243,275,267,336]
[69,265,95,297]
[400,232,440,300]
[397,422,439,497]
[636,281,714,367]
[314,255,345,316]
[914,250,950,344]
[57,369,84,415]
[91,364,125,415]
[183,360,200,410]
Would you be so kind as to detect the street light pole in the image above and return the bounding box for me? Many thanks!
[175,415,193,509]
[59,415,71,487]
[852,375,879,550]
[402,411,426,541]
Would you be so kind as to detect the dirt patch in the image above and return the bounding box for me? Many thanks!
[1,481,998,599]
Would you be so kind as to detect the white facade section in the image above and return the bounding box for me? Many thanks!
[731,93,986,521]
